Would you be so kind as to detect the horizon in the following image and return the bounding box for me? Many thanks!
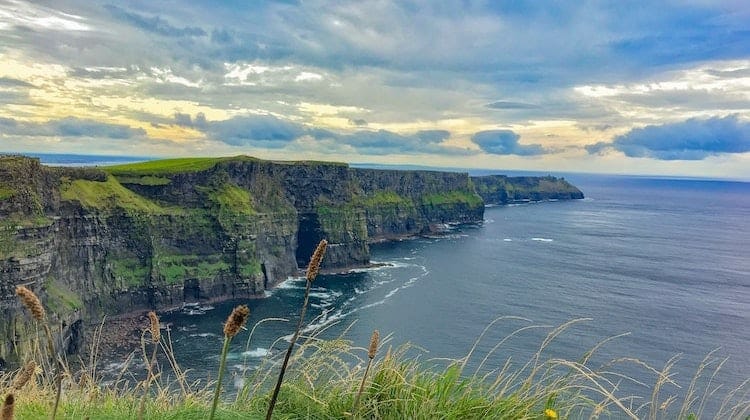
[7,150,750,183]
[1,1,749,178]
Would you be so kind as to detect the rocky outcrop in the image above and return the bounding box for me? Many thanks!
[471,175,584,204]
[0,155,583,366]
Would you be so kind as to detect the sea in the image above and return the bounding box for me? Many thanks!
[30,153,750,416]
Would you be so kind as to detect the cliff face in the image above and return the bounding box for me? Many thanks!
[0,155,493,366]
[471,175,584,204]
[0,156,584,366]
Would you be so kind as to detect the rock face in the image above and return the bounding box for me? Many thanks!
[0,155,582,366]
[471,175,584,204]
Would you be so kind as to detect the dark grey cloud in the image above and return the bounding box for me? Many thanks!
[586,115,750,160]
[198,115,468,155]
[0,77,34,88]
[486,101,538,110]
[349,118,368,126]
[174,112,207,129]
[471,130,547,156]
[104,5,206,38]
[174,112,193,127]
[0,116,145,139]
[415,130,450,143]
[204,115,307,148]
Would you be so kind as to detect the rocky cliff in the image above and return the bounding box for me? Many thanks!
[0,155,581,367]
[471,174,584,204]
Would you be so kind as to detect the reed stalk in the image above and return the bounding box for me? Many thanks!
[353,330,379,413]
[266,239,327,420]
[138,311,162,420]
[1,394,14,420]
[210,304,250,420]
[15,285,62,420]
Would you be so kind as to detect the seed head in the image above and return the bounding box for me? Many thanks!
[223,305,250,338]
[368,330,380,360]
[12,361,36,390]
[148,311,160,343]
[1,394,14,420]
[306,239,328,282]
[15,285,45,321]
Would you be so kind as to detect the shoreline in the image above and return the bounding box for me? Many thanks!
[83,227,467,361]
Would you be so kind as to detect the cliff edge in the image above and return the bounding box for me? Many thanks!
[0,155,581,366]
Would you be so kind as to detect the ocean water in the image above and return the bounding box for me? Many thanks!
[114,173,750,416]
[31,151,744,415]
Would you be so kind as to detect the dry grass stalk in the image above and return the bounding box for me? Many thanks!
[306,239,328,282]
[148,311,160,343]
[353,329,380,413]
[266,239,328,420]
[1,394,14,420]
[211,304,252,420]
[15,286,45,321]
[13,361,36,390]
[223,305,250,338]
[368,330,380,360]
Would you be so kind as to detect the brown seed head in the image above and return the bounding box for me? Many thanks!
[15,285,45,321]
[368,330,380,360]
[306,239,328,282]
[12,361,35,390]
[1,393,14,420]
[148,311,160,343]
[223,304,250,338]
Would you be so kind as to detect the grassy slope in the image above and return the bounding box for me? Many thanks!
[60,176,174,214]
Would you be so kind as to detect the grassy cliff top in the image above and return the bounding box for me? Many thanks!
[105,156,259,175]
[105,155,348,176]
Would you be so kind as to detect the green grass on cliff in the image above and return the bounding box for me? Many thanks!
[60,176,176,214]
[105,156,259,175]
[421,189,483,207]
[355,190,415,208]
[0,184,14,200]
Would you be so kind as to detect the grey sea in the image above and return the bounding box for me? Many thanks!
[34,155,749,416]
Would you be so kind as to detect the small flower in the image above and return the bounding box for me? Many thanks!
[544,408,558,419]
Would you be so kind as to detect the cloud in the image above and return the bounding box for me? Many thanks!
[0,117,146,139]
[486,101,538,109]
[587,115,750,160]
[104,5,206,38]
[199,115,468,155]
[415,130,451,143]
[204,115,307,148]
[174,113,193,127]
[471,130,547,156]
[0,77,35,88]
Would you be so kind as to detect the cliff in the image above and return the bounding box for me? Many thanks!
[471,175,584,204]
[0,155,581,367]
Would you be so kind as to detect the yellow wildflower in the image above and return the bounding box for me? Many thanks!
[544,408,558,419]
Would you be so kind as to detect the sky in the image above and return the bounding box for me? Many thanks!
[1,0,750,178]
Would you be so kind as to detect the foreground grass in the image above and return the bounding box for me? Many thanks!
[4,281,749,419]
[3,317,749,419]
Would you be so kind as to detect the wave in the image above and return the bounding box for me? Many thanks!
[242,347,270,358]
[188,332,218,338]
[531,237,554,242]
[503,238,513,242]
